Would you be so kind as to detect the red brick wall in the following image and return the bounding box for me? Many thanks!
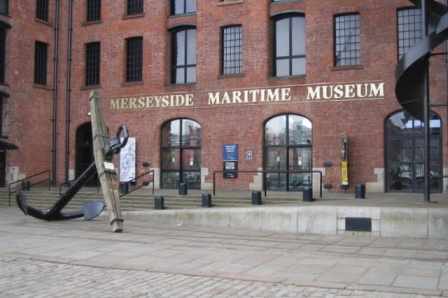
[4,0,447,192]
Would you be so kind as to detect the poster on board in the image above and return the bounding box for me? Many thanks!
[120,137,136,182]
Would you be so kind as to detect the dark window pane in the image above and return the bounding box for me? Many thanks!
[127,0,143,15]
[0,27,5,83]
[0,0,8,15]
[87,0,101,22]
[34,41,48,85]
[334,14,360,66]
[85,42,100,86]
[36,0,49,21]
[126,37,143,82]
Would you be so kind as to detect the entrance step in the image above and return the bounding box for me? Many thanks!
[0,187,302,211]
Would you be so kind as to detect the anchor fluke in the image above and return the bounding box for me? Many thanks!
[82,201,106,221]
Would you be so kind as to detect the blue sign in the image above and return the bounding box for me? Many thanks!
[246,151,252,160]
[223,144,238,161]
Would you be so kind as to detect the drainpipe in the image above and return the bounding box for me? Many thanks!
[446,0,448,191]
[51,0,60,186]
[422,0,431,202]
[65,0,74,184]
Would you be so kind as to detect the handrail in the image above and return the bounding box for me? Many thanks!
[8,169,51,206]
[213,170,323,198]
[119,170,154,197]
[59,179,75,196]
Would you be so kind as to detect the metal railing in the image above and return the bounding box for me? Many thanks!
[213,170,323,198]
[8,169,51,206]
[119,170,154,197]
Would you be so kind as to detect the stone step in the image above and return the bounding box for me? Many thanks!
[0,188,302,211]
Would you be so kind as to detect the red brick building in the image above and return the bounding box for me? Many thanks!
[0,0,447,194]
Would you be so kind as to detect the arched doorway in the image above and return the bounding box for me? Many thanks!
[386,110,442,192]
[75,123,97,187]
[264,114,312,191]
[161,118,201,189]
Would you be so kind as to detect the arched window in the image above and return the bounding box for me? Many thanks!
[386,110,442,192]
[264,114,312,191]
[171,26,196,84]
[272,13,306,77]
[161,118,201,189]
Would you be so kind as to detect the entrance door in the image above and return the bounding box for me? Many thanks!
[161,119,201,189]
[264,114,312,191]
[75,123,97,187]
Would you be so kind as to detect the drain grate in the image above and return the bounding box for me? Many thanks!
[345,217,372,232]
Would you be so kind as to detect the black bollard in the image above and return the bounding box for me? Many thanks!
[303,187,313,202]
[355,184,365,199]
[202,193,212,208]
[155,196,164,210]
[252,191,261,205]
[179,182,187,195]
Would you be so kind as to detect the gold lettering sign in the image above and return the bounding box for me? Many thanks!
[109,82,385,111]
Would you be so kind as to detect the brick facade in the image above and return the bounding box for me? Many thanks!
[1,0,447,193]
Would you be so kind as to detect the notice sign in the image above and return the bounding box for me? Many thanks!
[120,137,136,182]
[223,144,238,178]
[223,144,238,161]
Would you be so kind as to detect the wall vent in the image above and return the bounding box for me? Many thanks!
[345,217,372,232]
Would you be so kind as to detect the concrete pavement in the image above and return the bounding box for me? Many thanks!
[0,206,447,297]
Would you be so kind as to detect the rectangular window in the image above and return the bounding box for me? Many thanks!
[126,37,143,82]
[0,0,8,15]
[0,27,5,83]
[87,0,101,22]
[334,13,360,66]
[171,0,196,15]
[222,26,242,75]
[397,8,422,60]
[127,0,143,15]
[34,41,48,85]
[85,42,100,86]
[36,0,49,22]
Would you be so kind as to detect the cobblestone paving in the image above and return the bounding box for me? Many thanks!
[0,256,438,298]
[0,206,447,298]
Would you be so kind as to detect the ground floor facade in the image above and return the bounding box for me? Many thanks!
[2,0,447,195]
[57,79,446,195]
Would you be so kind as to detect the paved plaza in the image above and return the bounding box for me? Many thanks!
[0,206,447,297]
